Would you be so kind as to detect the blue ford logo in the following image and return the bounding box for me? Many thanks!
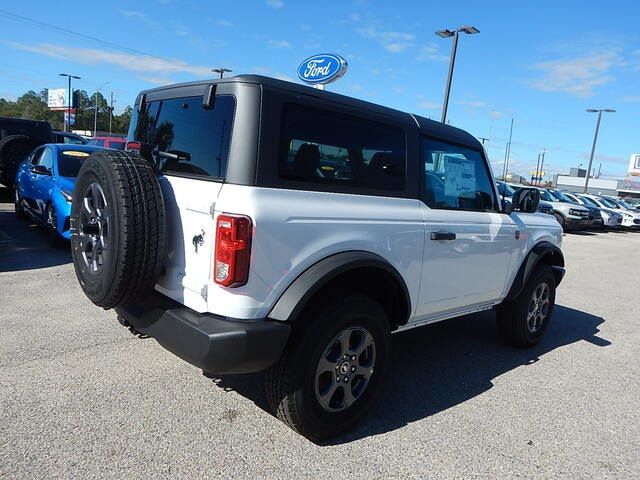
[297,54,348,85]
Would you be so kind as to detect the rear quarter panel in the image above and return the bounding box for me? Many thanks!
[210,185,425,319]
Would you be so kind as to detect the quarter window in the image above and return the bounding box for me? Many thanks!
[279,104,406,191]
[38,148,54,172]
[422,138,495,211]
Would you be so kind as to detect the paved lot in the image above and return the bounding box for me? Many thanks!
[1,191,638,480]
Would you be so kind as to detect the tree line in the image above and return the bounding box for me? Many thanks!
[0,89,132,134]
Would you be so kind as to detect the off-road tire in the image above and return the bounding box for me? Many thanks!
[70,149,166,309]
[496,265,556,348]
[0,135,37,188]
[554,213,566,231]
[265,293,391,441]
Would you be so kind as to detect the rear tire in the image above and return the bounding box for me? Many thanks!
[496,265,556,348]
[0,135,36,188]
[70,150,166,309]
[265,293,391,441]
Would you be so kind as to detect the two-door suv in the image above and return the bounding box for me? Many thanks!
[69,75,565,440]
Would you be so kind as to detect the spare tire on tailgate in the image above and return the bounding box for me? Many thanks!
[70,149,166,309]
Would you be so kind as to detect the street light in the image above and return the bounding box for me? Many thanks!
[212,68,232,79]
[59,73,80,132]
[93,81,108,137]
[583,108,616,193]
[435,25,480,124]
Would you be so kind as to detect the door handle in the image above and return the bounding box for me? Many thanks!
[430,232,456,241]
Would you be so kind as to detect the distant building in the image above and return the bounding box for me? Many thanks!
[554,174,640,198]
[629,154,640,177]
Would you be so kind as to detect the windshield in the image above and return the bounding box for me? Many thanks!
[598,197,619,208]
[617,199,635,209]
[548,189,573,203]
[88,139,105,147]
[497,182,515,197]
[538,189,554,202]
[58,150,91,177]
[580,196,599,208]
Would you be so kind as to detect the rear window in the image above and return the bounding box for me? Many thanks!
[129,95,235,179]
[278,104,406,192]
[88,139,105,147]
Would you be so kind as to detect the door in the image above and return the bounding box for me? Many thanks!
[129,93,236,312]
[30,146,55,219]
[415,137,519,320]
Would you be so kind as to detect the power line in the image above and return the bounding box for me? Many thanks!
[0,8,172,62]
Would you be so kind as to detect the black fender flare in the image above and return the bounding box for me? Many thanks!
[267,251,411,326]
[504,241,565,302]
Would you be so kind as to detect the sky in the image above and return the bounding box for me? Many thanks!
[0,0,638,180]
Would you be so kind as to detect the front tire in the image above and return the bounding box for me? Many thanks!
[14,188,26,219]
[46,204,64,247]
[554,213,566,231]
[265,293,391,441]
[496,265,556,348]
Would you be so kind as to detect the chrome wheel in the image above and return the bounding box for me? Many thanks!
[78,182,109,274]
[527,282,550,333]
[46,205,55,229]
[315,327,376,413]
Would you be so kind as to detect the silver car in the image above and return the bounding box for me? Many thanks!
[575,194,622,229]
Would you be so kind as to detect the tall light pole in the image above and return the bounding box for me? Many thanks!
[59,73,80,132]
[212,68,232,79]
[93,81,108,136]
[435,25,479,124]
[583,108,615,193]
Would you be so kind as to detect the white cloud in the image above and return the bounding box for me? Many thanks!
[6,42,213,77]
[529,50,619,97]
[416,44,448,62]
[266,0,284,8]
[418,100,440,110]
[458,100,486,108]
[215,20,234,28]
[267,39,291,49]
[489,110,504,119]
[358,26,415,53]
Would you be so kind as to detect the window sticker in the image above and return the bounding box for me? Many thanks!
[62,151,90,158]
[444,156,476,199]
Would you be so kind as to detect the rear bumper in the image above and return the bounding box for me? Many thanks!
[115,291,290,374]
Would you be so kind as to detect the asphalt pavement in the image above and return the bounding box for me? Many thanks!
[1,190,638,479]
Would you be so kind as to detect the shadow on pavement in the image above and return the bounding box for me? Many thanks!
[208,305,609,444]
[0,204,71,272]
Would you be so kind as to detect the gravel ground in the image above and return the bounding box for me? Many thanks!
[1,194,639,479]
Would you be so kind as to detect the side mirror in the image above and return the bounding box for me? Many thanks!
[30,165,51,175]
[512,188,540,213]
[501,198,513,214]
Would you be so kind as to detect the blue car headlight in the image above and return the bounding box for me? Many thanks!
[61,189,72,202]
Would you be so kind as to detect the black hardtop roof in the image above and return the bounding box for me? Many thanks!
[138,75,482,150]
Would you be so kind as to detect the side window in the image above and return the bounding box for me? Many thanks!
[38,148,54,172]
[131,95,235,179]
[422,138,495,211]
[30,148,44,165]
[279,104,406,192]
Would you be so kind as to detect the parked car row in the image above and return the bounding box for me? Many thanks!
[502,181,640,232]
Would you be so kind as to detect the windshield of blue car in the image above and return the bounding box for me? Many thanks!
[538,189,554,202]
[58,150,91,177]
[563,193,582,204]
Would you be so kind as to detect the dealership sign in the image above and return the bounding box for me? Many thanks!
[47,88,67,110]
[297,54,348,85]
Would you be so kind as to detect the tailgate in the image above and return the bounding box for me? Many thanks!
[155,175,222,312]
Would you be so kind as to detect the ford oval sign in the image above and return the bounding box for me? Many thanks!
[297,54,348,85]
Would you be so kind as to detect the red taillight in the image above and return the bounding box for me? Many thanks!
[214,214,252,287]
[125,141,140,151]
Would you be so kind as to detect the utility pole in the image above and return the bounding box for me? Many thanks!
[109,91,114,135]
[501,118,514,181]
[597,163,602,179]
[93,82,108,136]
[538,149,546,186]
[532,152,541,185]
[212,68,232,79]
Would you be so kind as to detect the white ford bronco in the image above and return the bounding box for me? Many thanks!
[70,75,565,440]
